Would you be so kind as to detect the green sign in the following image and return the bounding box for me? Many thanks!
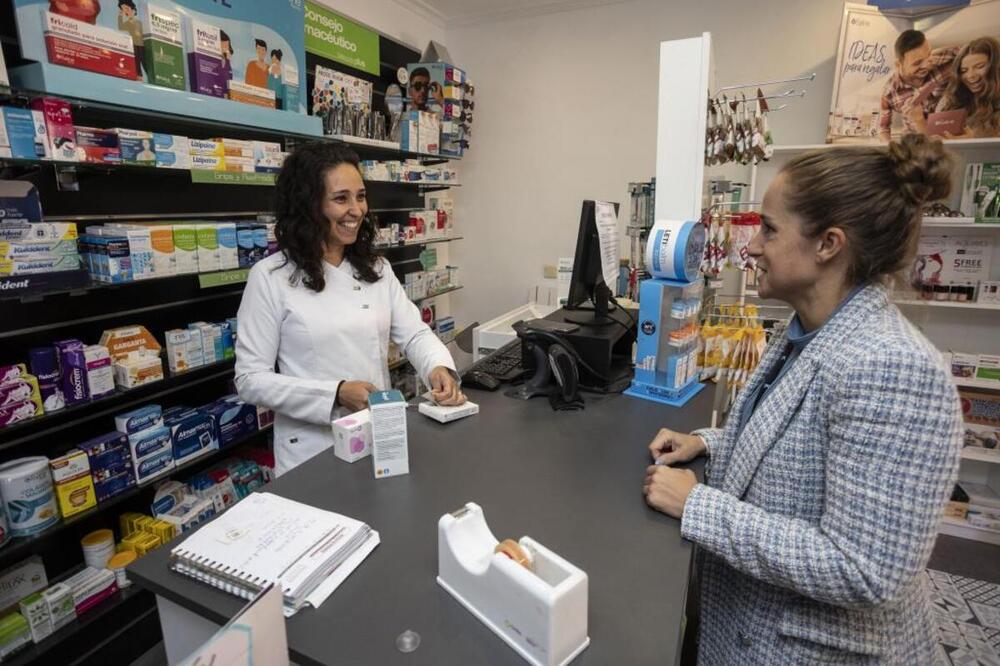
[199,269,250,289]
[190,171,276,186]
[419,248,438,271]
[304,2,380,76]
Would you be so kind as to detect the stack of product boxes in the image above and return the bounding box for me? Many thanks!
[153,133,190,170]
[49,449,97,519]
[0,363,45,428]
[188,138,286,174]
[0,555,77,656]
[79,431,136,503]
[403,269,455,301]
[99,326,164,390]
[116,405,174,486]
[401,109,441,156]
[0,182,84,279]
[164,318,236,373]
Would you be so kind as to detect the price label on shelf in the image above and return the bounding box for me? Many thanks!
[199,269,251,289]
[190,171,276,186]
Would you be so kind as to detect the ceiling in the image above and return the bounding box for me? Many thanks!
[399,0,634,28]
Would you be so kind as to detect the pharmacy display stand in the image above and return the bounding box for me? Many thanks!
[625,34,713,408]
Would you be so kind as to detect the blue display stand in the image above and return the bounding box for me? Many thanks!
[625,276,706,408]
[11,63,323,137]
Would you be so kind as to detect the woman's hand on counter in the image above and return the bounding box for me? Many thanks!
[643,466,698,519]
[430,366,466,405]
[648,428,706,465]
[337,381,378,412]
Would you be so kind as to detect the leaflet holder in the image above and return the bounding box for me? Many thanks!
[437,503,590,666]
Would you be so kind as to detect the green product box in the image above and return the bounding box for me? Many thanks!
[141,4,186,91]
[172,224,199,274]
[0,612,30,659]
[18,592,52,643]
[42,583,75,631]
[196,225,220,273]
[976,355,1000,383]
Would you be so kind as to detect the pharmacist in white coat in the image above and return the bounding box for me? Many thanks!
[235,142,464,476]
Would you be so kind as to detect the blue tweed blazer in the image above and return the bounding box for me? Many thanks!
[684,284,963,665]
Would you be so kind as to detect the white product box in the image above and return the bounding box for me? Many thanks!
[155,150,191,170]
[215,223,238,270]
[165,329,193,373]
[31,110,51,160]
[252,141,281,158]
[89,225,154,280]
[19,592,53,643]
[189,154,224,171]
[191,323,221,363]
[0,556,47,613]
[185,326,206,368]
[980,280,1000,305]
[171,224,199,274]
[195,225,220,272]
[188,139,224,156]
[112,352,164,389]
[369,390,409,478]
[83,344,115,398]
[331,409,372,463]
[418,400,479,424]
[127,425,172,462]
[107,223,176,278]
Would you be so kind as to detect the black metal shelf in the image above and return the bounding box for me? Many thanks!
[0,360,236,453]
[0,424,271,566]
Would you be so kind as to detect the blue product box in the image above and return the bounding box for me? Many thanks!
[162,405,192,420]
[88,446,132,475]
[78,431,128,457]
[94,467,136,502]
[165,409,218,463]
[2,108,45,159]
[252,225,268,262]
[236,224,255,268]
[115,404,163,434]
[129,425,172,460]
[219,322,234,360]
[152,133,186,151]
[134,448,175,484]
[216,223,237,254]
[202,397,258,448]
[0,182,44,224]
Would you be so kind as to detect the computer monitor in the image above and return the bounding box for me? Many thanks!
[565,200,620,327]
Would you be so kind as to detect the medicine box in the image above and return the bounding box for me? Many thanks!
[83,344,115,399]
[53,473,97,519]
[115,404,163,434]
[0,183,43,225]
[73,127,121,164]
[128,424,172,461]
[331,409,372,463]
[1,108,47,159]
[0,375,42,409]
[114,129,156,167]
[369,390,409,478]
[196,226,220,272]
[100,325,161,362]
[0,556,47,614]
[140,3,186,91]
[42,584,75,631]
[216,223,238,269]
[165,329,194,373]
[171,224,200,274]
[0,613,30,658]
[186,20,225,98]
[201,396,258,448]
[31,97,76,162]
[164,408,218,464]
[134,447,175,485]
[43,10,137,80]
[19,592,53,643]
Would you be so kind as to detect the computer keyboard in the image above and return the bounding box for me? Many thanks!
[461,340,525,388]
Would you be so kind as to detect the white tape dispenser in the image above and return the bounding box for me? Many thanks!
[437,502,589,666]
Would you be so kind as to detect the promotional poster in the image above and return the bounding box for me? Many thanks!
[828,0,1000,142]
[13,0,306,114]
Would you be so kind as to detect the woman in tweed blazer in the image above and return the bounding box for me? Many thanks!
[643,135,964,665]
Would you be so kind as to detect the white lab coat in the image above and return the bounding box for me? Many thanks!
[234,252,456,476]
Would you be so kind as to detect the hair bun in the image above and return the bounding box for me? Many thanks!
[887,134,954,205]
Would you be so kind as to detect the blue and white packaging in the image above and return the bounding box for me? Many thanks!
[215,223,238,270]
[252,225,268,263]
[128,425,172,460]
[236,223,255,268]
[114,405,163,435]
[164,409,218,464]
[1,108,48,159]
[93,467,135,502]
[0,182,44,224]
[133,448,174,485]
[78,431,128,457]
[219,321,234,360]
[201,396,258,448]
[369,390,409,478]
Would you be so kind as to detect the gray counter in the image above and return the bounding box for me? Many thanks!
[129,386,713,665]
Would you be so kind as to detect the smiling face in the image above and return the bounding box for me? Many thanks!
[748,173,825,302]
[899,40,933,86]
[960,52,991,96]
[322,163,367,250]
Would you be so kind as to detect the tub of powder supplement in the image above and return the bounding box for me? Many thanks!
[0,457,59,537]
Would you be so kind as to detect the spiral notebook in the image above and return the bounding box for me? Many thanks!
[170,492,379,617]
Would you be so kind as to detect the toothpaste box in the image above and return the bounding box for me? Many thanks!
[155,150,191,169]
[189,154,224,171]
[140,3,186,91]
[73,127,121,164]
[153,133,189,153]
[226,80,276,109]
[188,139,224,157]
[134,448,175,485]
[171,224,199,274]
[215,138,253,158]
[0,255,83,276]
[196,225,220,272]
[30,97,76,162]
[42,10,137,80]
[185,20,225,98]
[114,129,156,167]
[0,239,79,259]
[165,409,218,463]
[331,409,372,463]
[115,405,163,434]
[128,424,172,460]
[369,390,409,478]
[202,396,258,448]
[215,223,238,269]
[223,156,255,173]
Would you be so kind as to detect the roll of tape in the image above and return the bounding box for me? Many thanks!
[645,219,706,282]
[494,539,533,570]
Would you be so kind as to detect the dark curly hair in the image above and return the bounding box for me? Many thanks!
[273,142,381,291]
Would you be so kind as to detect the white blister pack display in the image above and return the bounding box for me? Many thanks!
[437,502,589,666]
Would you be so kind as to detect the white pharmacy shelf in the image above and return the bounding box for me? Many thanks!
[961,448,1000,465]
[939,516,1000,546]
[922,218,1000,229]
[772,137,1000,154]
[895,299,1000,311]
[953,376,1000,391]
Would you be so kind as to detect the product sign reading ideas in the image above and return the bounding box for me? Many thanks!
[304,2,379,76]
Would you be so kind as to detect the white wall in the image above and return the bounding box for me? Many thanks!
[312,0,446,54]
[444,0,847,326]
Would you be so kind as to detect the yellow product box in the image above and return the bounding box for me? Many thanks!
[223,156,255,173]
[189,154,226,171]
[54,475,97,518]
[187,139,224,157]
[149,519,176,544]
[119,512,145,538]
[134,515,154,533]
[214,138,253,158]
[0,375,43,414]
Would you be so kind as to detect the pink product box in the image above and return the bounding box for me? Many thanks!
[0,400,41,427]
[0,364,27,385]
[75,580,118,615]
